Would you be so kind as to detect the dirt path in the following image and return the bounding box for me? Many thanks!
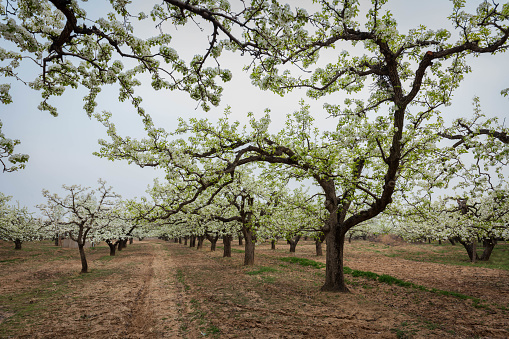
[0,241,182,338]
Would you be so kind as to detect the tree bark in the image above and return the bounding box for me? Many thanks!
[287,235,301,253]
[106,240,117,256]
[321,227,349,292]
[459,239,479,262]
[315,239,323,256]
[271,239,276,250]
[184,236,188,245]
[54,234,60,246]
[129,238,133,244]
[242,226,255,265]
[197,235,205,250]
[178,237,182,244]
[78,243,88,273]
[223,235,232,257]
[118,238,128,251]
[479,238,497,261]
[14,239,22,250]
[238,234,243,246]
[206,233,219,251]
[189,235,196,247]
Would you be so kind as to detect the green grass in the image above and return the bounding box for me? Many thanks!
[280,256,325,269]
[381,242,509,271]
[246,266,278,275]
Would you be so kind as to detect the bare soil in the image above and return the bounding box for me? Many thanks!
[1,239,508,338]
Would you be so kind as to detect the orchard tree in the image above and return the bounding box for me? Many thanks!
[0,194,40,249]
[393,189,509,262]
[38,201,65,246]
[39,179,121,273]
[94,1,509,292]
[0,121,29,173]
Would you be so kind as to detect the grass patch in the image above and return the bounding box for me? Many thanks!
[280,256,325,269]
[382,242,509,271]
[343,265,486,305]
[246,266,278,275]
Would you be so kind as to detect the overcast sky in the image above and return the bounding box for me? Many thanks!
[1,0,508,213]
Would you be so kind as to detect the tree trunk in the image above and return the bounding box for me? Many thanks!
[178,237,182,244]
[271,240,276,250]
[242,227,255,266]
[14,239,22,250]
[54,234,60,246]
[197,235,205,250]
[118,238,128,251]
[129,238,133,244]
[479,238,497,261]
[106,240,117,256]
[223,235,232,258]
[189,235,196,247]
[287,235,301,253]
[459,239,479,262]
[206,234,219,251]
[238,234,243,246]
[78,243,88,273]
[321,227,349,292]
[315,239,323,256]
[184,236,188,245]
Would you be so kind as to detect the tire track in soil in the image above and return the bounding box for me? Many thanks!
[120,243,182,338]
[121,254,155,338]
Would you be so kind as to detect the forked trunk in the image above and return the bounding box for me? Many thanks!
[321,227,349,292]
[78,243,88,273]
[479,238,497,261]
[223,235,232,257]
[287,235,301,253]
[243,227,255,266]
[459,239,479,262]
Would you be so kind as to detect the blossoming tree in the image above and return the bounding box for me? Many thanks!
[39,179,121,273]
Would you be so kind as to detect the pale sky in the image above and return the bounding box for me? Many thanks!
[1,0,508,213]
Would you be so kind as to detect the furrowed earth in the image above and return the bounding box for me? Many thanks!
[1,238,508,338]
